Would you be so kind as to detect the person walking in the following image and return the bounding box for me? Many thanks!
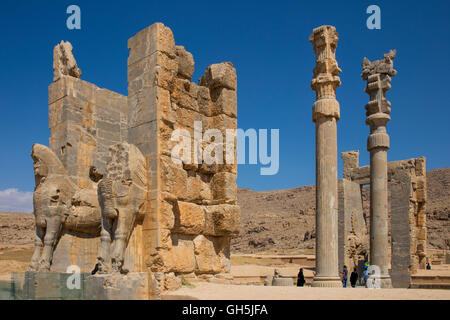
[350,268,358,288]
[341,265,348,288]
[297,268,306,287]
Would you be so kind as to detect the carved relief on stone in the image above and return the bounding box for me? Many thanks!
[97,142,148,274]
[53,41,82,82]
[30,144,101,271]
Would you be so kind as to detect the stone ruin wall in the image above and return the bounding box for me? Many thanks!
[47,23,239,286]
[338,150,427,287]
[126,23,239,281]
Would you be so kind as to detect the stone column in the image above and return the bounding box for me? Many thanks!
[309,25,342,288]
[361,50,397,288]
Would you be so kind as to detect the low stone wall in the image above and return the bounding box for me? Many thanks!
[8,272,159,300]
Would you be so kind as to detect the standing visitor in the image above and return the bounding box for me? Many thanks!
[297,268,306,287]
[342,265,348,288]
[350,268,358,288]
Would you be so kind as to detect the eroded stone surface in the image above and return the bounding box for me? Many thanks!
[53,41,82,81]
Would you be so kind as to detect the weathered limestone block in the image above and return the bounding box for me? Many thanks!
[128,87,168,128]
[53,41,82,81]
[212,113,237,135]
[128,51,178,97]
[199,62,237,90]
[163,272,182,291]
[174,105,206,131]
[193,235,222,274]
[204,204,240,236]
[127,22,176,66]
[172,78,199,112]
[173,201,205,234]
[187,174,213,202]
[176,45,194,80]
[162,236,196,273]
[160,155,188,201]
[342,150,359,180]
[416,178,427,202]
[158,200,175,229]
[211,88,237,118]
[211,172,237,203]
[197,86,213,116]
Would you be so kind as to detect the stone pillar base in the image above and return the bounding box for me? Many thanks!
[379,276,392,289]
[311,276,343,288]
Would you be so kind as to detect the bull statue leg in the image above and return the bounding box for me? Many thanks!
[29,225,45,271]
[111,211,135,274]
[39,217,62,271]
[97,215,114,274]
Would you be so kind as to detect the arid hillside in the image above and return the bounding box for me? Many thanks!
[232,168,450,253]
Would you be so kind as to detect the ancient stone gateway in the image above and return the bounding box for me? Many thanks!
[31,22,239,296]
[309,25,342,288]
[338,150,427,288]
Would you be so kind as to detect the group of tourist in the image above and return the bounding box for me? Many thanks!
[295,264,373,288]
[340,265,359,288]
[294,260,433,288]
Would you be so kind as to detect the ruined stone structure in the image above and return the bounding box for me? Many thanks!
[309,25,342,287]
[31,22,239,295]
[338,150,427,288]
[361,50,397,288]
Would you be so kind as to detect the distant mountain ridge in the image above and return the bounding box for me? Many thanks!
[232,168,450,253]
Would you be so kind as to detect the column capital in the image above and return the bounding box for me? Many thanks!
[361,50,397,151]
[310,25,341,122]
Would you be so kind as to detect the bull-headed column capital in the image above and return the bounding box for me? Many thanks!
[310,26,341,122]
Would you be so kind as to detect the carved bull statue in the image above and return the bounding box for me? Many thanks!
[97,142,147,274]
[30,144,102,271]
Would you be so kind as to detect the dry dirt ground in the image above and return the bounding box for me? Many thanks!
[168,283,450,300]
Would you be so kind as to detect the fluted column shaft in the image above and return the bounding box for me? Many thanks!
[310,25,342,288]
[361,50,397,288]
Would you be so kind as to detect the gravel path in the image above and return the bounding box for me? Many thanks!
[168,282,450,300]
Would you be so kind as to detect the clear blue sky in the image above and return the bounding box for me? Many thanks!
[0,0,449,211]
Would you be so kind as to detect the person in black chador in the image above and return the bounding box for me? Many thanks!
[91,263,99,275]
[350,268,359,288]
[297,268,306,287]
